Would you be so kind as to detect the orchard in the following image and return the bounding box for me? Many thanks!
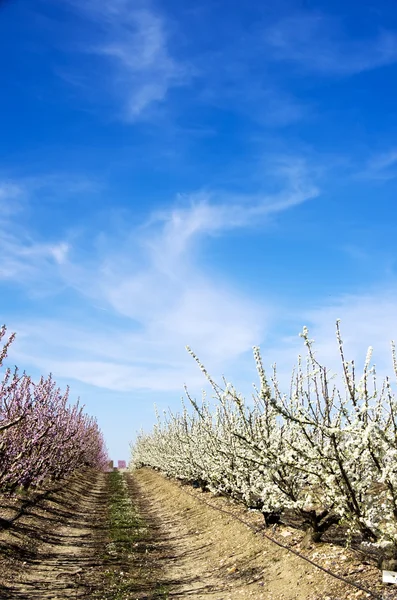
[0,325,108,492]
[131,321,397,567]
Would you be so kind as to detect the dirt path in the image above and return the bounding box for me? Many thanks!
[0,470,108,599]
[0,468,384,599]
[130,468,350,600]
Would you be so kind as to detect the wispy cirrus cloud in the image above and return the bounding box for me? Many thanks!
[264,11,397,76]
[4,155,318,392]
[0,231,69,281]
[0,176,87,287]
[56,0,310,127]
[251,287,397,404]
[196,63,308,127]
[63,0,190,119]
[360,149,397,181]
[150,156,319,249]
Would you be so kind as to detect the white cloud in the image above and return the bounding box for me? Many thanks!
[57,0,309,127]
[360,149,397,181]
[11,279,266,393]
[6,166,397,407]
[64,0,189,119]
[49,242,70,265]
[0,234,69,283]
[150,156,318,250]
[260,288,397,399]
[303,292,397,364]
[264,12,397,76]
[0,179,72,287]
[3,156,318,392]
[199,72,308,127]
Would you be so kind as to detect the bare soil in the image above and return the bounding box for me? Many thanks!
[0,469,108,599]
[131,468,386,600]
[0,467,394,600]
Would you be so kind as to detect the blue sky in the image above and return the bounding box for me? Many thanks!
[2,0,397,460]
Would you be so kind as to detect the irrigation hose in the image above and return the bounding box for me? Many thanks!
[181,486,383,600]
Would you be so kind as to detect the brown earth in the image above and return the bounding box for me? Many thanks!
[0,467,393,600]
[131,468,385,600]
[0,469,108,599]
